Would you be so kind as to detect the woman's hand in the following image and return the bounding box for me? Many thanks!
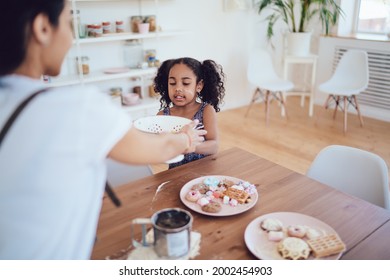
[180,119,207,154]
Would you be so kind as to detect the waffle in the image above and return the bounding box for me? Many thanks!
[223,187,249,204]
[307,234,346,258]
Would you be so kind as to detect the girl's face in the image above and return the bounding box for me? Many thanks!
[168,63,203,107]
[43,2,73,76]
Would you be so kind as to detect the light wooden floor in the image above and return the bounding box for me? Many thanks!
[152,97,390,176]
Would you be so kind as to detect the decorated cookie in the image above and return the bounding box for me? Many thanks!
[287,225,307,238]
[202,201,222,213]
[260,218,283,232]
[277,237,311,260]
[185,190,202,202]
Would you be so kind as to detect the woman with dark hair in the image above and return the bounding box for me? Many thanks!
[0,0,206,259]
[154,57,225,169]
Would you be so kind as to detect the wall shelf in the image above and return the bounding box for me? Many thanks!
[75,30,187,44]
[53,0,184,118]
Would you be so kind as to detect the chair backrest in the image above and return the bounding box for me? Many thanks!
[247,48,280,86]
[328,50,369,92]
[106,158,153,188]
[306,145,390,210]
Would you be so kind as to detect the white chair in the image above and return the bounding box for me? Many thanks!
[245,48,294,125]
[318,50,369,134]
[106,158,153,188]
[307,145,390,210]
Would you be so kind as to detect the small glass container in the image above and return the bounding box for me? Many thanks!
[94,24,103,37]
[76,56,90,75]
[147,15,156,32]
[116,20,124,33]
[131,16,142,32]
[102,21,111,34]
[110,87,123,97]
[133,86,142,97]
[87,24,94,37]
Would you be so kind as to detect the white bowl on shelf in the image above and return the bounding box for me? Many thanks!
[122,93,140,105]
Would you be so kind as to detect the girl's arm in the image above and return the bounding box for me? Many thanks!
[194,104,219,155]
[108,120,206,164]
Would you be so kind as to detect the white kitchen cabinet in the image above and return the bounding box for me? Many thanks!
[47,0,185,116]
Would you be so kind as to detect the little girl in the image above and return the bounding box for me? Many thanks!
[154,57,225,168]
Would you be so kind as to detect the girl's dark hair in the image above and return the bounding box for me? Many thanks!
[0,0,65,75]
[154,57,225,112]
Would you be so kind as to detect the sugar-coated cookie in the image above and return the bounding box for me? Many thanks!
[197,197,210,206]
[260,218,283,232]
[268,231,284,242]
[202,201,222,213]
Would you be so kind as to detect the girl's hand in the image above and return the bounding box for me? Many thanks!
[180,119,207,153]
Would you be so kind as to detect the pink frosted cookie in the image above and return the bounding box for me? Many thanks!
[287,225,307,238]
[185,190,202,202]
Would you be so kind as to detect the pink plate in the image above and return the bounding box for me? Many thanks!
[103,67,131,74]
[179,175,258,217]
[244,212,344,260]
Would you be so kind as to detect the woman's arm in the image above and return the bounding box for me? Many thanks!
[108,120,206,164]
[193,104,218,155]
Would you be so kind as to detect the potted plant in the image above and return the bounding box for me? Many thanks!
[256,0,343,55]
[137,17,150,34]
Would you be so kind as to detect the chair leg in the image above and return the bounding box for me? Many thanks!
[324,95,332,109]
[245,88,261,117]
[281,91,287,117]
[278,91,288,119]
[265,90,270,126]
[343,96,348,134]
[353,95,364,127]
[333,96,340,120]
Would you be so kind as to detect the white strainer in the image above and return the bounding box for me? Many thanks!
[134,115,192,134]
[133,116,192,164]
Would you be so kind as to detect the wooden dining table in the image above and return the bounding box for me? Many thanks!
[91,147,390,260]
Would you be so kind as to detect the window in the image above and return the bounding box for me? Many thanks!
[357,0,390,34]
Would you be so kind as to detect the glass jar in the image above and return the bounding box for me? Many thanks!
[110,87,123,97]
[94,24,103,37]
[76,56,90,75]
[147,15,156,32]
[116,20,124,33]
[124,40,144,68]
[102,21,111,34]
[70,9,81,38]
[131,16,142,32]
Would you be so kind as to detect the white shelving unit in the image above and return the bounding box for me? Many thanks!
[47,0,185,117]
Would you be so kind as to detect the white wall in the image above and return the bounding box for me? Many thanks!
[316,36,390,122]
